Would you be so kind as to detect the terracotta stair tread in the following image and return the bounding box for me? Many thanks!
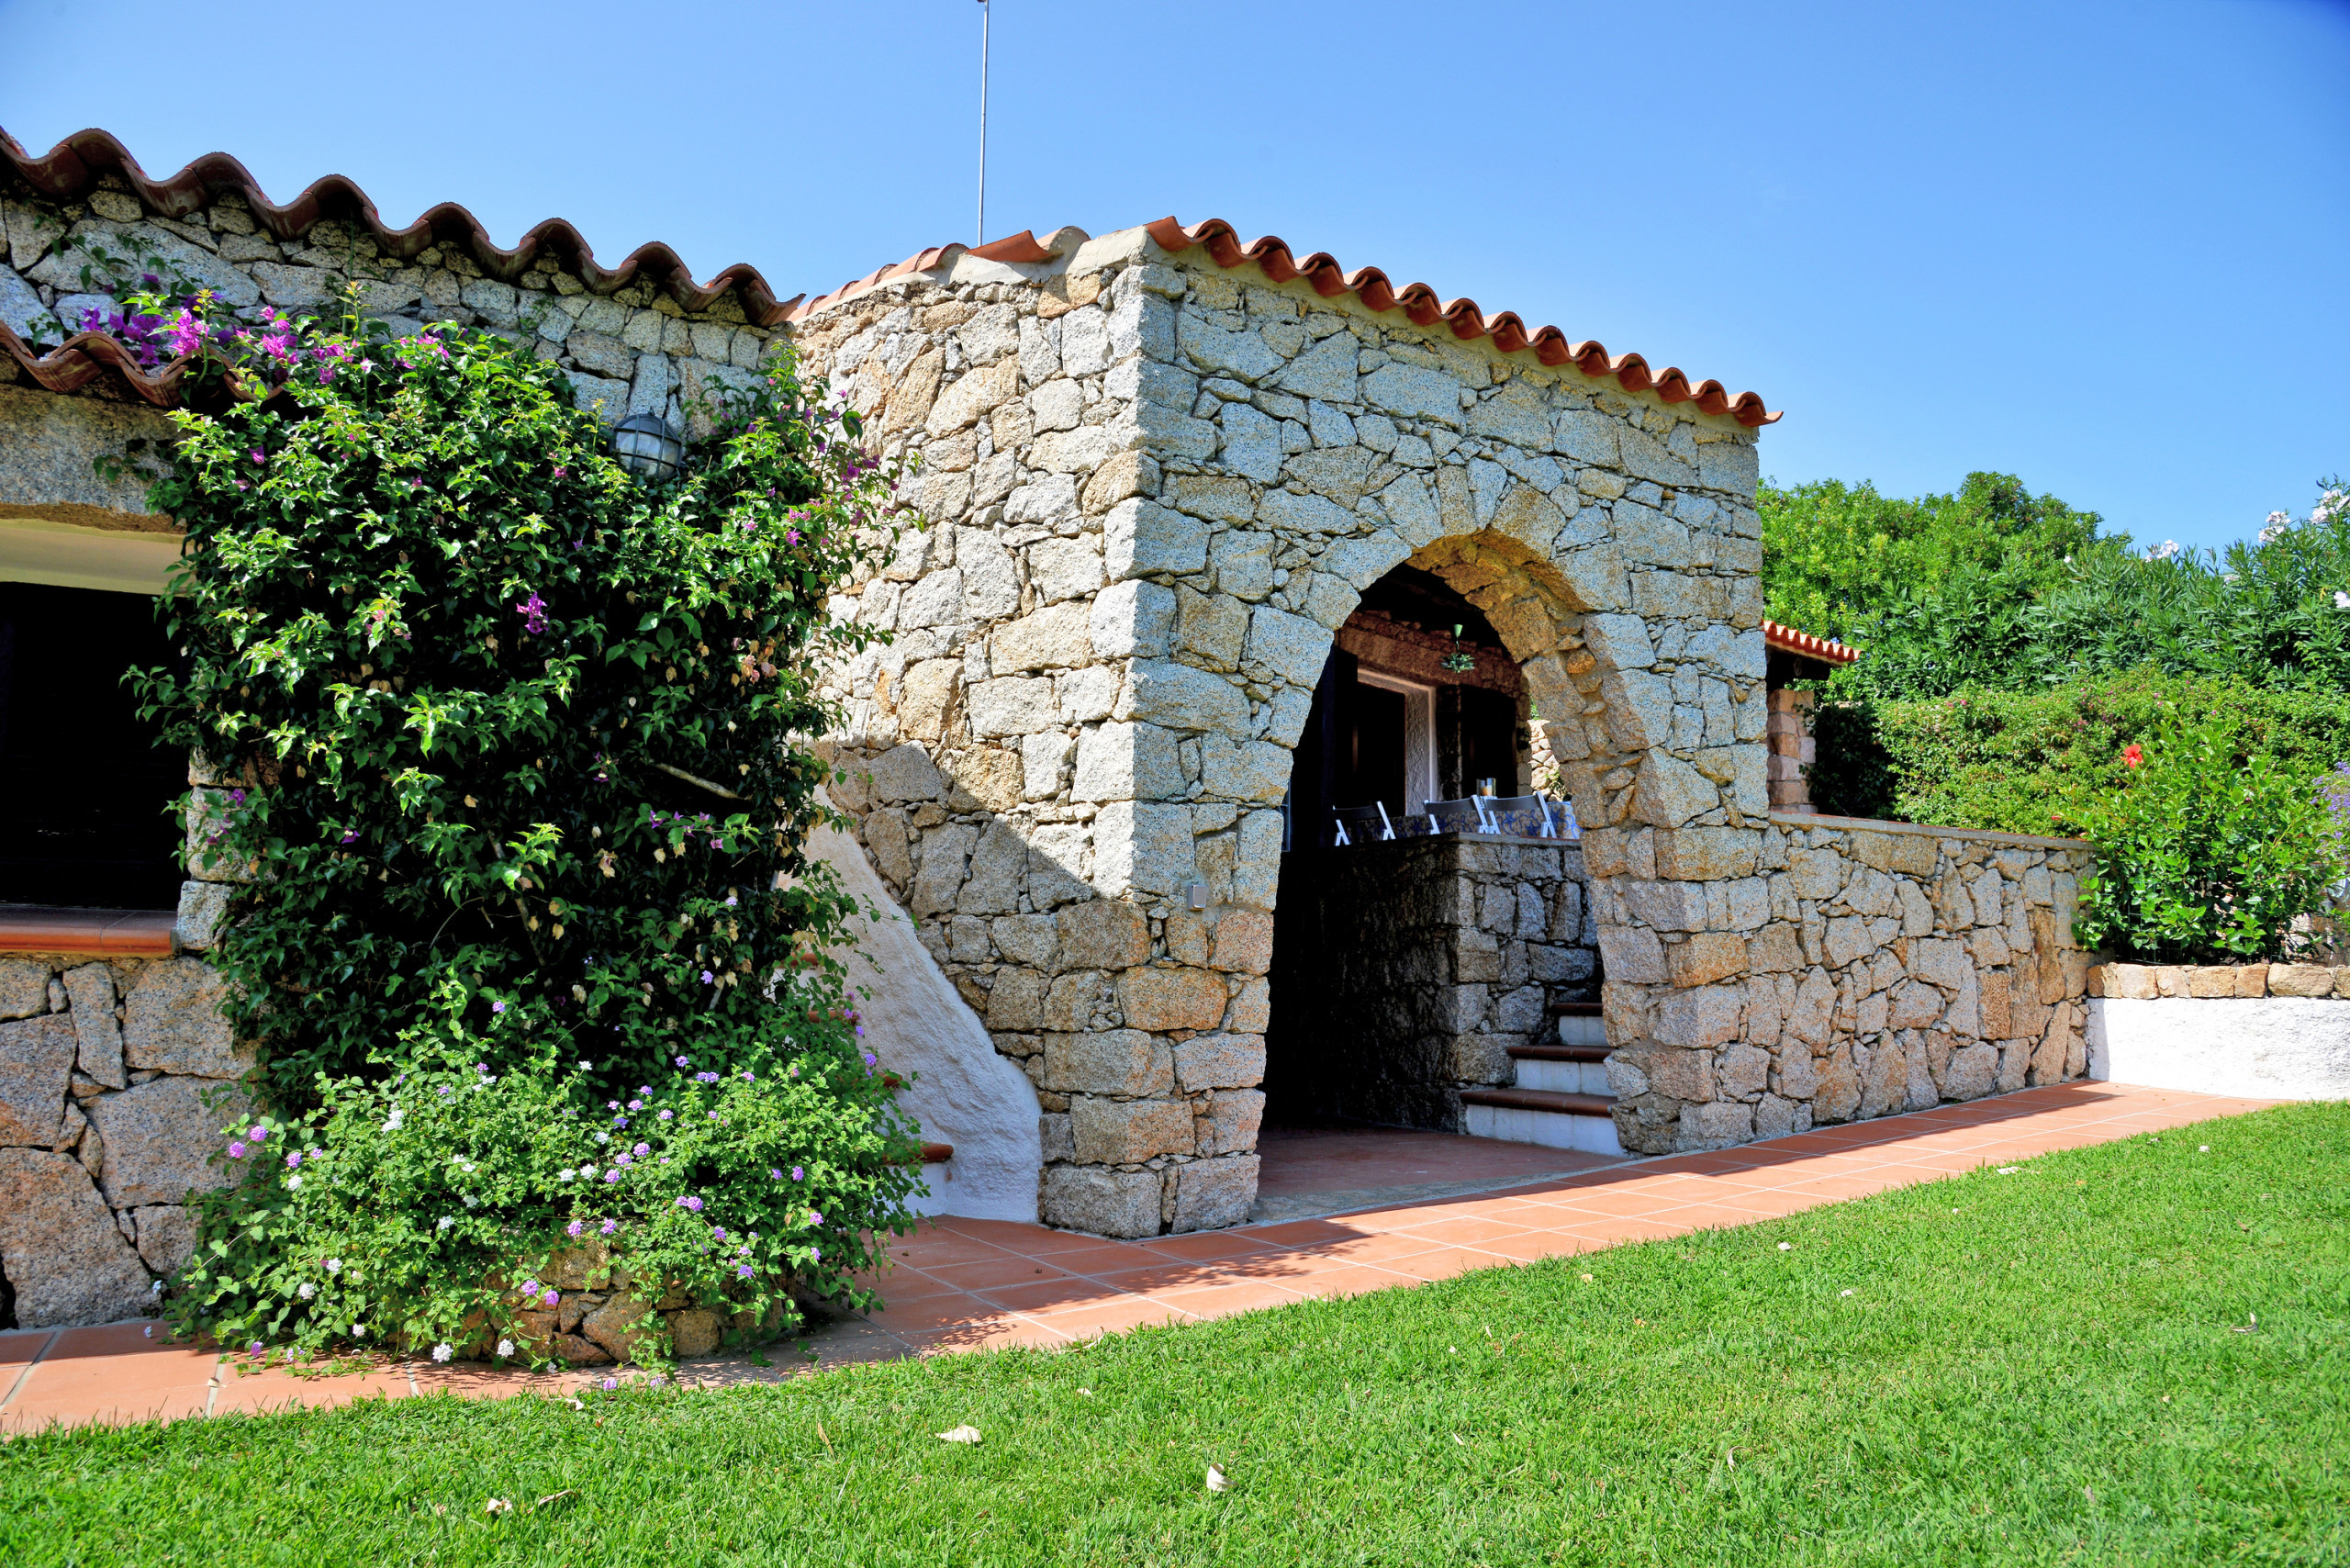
[1548,1001,1602,1017]
[1508,1044,1609,1063]
[1460,1087,1616,1116]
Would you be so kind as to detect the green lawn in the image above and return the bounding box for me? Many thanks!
[8,1103,2347,1567]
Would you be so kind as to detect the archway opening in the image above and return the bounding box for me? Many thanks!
[1254,559,1608,1214]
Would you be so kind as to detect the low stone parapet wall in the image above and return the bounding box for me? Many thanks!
[1597,812,2099,1154]
[2088,962,2350,1100]
[0,949,251,1328]
[1266,832,1595,1130]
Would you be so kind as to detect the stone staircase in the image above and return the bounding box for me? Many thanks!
[1460,1002,1627,1157]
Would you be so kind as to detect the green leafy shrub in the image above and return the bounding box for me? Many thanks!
[181,988,913,1362]
[2073,713,2350,964]
[1800,669,2350,838]
[133,297,923,1361]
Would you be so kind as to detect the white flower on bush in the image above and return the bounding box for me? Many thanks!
[557,1168,574,1182]
[352,1323,366,1337]
[497,1338,515,1358]
[2335,590,2350,610]
[297,1282,316,1299]
[325,1257,343,1273]
[463,1195,480,1208]
[595,1131,610,1145]
[436,1215,454,1231]
[431,1343,454,1362]
[381,1106,404,1133]
[286,1174,303,1189]
[2261,510,2292,543]
[2145,539,2181,562]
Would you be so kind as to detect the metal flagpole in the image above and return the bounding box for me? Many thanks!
[977,0,990,247]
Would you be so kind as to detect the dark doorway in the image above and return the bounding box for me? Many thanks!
[1267,566,1532,1121]
[0,583,185,908]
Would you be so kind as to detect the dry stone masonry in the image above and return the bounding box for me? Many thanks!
[790,225,1785,1231]
[1596,815,2096,1151]
[1,142,2113,1260]
[0,946,251,1327]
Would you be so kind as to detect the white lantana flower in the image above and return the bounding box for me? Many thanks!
[463,1195,480,1208]
[436,1215,454,1230]
[325,1258,343,1273]
[298,1282,316,1300]
[381,1107,404,1132]
[286,1174,303,1189]
[352,1323,366,1337]
[497,1338,515,1358]
[2334,590,2350,610]
[596,1131,611,1144]
[431,1343,454,1362]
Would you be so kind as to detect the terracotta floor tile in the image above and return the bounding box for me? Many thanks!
[1382,1214,1539,1247]
[3,1324,218,1432]
[0,1328,54,1408]
[1136,1232,1281,1263]
[861,1265,971,1304]
[1539,1186,1686,1220]
[972,1276,1136,1315]
[887,1231,1022,1268]
[1555,1215,1697,1245]
[905,1316,1068,1355]
[1294,1231,1449,1266]
[1471,1229,1606,1263]
[929,1216,1069,1249]
[211,1366,413,1417]
[1089,1260,1256,1295]
[919,1255,1079,1292]
[1037,1241,1174,1277]
[856,1293,1002,1335]
[1278,1264,1422,1300]
[1380,1247,1521,1283]
[1026,1295,1192,1335]
[1239,1218,1378,1249]
[1145,1280,1309,1319]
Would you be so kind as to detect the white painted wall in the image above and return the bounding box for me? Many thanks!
[2088,997,2350,1100]
[808,820,1042,1221]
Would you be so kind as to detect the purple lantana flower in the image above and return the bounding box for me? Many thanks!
[516,591,549,635]
[566,1220,584,1238]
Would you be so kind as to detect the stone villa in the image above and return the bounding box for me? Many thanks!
[0,128,2095,1325]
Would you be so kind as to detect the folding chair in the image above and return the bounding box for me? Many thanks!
[1329,801,1396,846]
[1422,797,1491,835]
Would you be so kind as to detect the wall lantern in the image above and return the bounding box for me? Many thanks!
[611,413,684,484]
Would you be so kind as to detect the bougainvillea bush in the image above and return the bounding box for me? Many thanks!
[130,293,924,1363]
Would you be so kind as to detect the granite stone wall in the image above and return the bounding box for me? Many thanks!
[1266,834,1595,1130]
[789,226,1771,1233]
[1596,813,2098,1153]
[0,946,251,1328]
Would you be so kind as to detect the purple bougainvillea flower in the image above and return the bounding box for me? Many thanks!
[249,449,265,466]
[516,590,549,636]
[341,829,359,844]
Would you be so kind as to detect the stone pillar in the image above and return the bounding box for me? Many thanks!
[1765,688,1816,812]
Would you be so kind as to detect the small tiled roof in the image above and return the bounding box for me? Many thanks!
[1762,618,1859,665]
[0,126,808,403]
[790,218,1780,428]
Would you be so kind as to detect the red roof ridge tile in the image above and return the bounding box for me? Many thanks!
[1145,218,1779,428]
[0,126,810,404]
[1762,618,1859,665]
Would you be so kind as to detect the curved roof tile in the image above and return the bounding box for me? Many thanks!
[1142,218,1779,428]
[0,126,808,404]
[1762,618,1860,665]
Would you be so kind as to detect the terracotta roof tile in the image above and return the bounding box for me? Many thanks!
[0,126,808,406]
[787,218,1779,428]
[1143,218,1778,428]
[1762,618,1859,665]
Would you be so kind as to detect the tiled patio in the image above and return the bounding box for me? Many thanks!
[0,1081,2271,1435]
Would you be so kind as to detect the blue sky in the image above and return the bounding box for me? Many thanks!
[6,0,2344,554]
